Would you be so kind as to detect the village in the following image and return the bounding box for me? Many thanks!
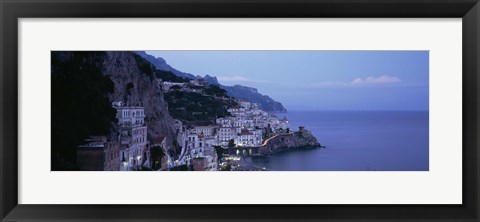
[76,79,290,171]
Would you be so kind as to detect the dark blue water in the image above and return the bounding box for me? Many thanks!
[248,111,429,171]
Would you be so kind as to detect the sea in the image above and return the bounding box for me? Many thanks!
[246,111,429,171]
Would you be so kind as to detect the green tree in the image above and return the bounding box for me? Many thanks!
[214,146,224,161]
[204,85,227,97]
[228,139,236,148]
[170,85,182,91]
[133,54,155,79]
[150,145,166,170]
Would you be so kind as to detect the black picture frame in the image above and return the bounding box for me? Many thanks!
[1,0,479,221]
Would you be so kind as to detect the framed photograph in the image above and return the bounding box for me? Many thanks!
[1,0,479,221]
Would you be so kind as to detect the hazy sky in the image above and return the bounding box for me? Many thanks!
[146,51,429,111]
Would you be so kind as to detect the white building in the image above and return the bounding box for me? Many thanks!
[173,119,187,149]
[113,101,148,171]
[233,118,254,128]
[192,125,215,137]
[253,129,263,146]
[189,79,207,86]
[180,130,218,171]
[114,102,145,127]
[235,129,257,147]
[217,127,237,145]
[186,133,199,151]
[162,81,185,91]
[279,117,290,130]
[239,101,252,109]
[216,118,232,127]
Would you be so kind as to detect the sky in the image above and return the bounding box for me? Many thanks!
[146,51,429,111]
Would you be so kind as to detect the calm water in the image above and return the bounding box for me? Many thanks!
[247,111,429,171]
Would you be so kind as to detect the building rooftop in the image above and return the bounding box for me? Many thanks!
[240,129,253,135]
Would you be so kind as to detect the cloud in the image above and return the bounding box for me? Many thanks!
[217,75,271,83]
[309,75,402,88]
[350,75,401,85]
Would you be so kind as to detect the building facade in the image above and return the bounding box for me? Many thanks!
[113,101,148,171]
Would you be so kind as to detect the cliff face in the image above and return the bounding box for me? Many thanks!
[51,51,117,170]
[221,85,287,112]
[135,51,287,112]
[203,75,220,85]
[102,52,177,153]
[134,51,197,79]
[258,128,320,155]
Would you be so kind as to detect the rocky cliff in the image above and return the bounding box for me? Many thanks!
[51,51,117,170]
[221,85,287,112]
[134,51,197,79]
[258,128,321,155]
[135,51,287,112]
[101,52,178,155]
